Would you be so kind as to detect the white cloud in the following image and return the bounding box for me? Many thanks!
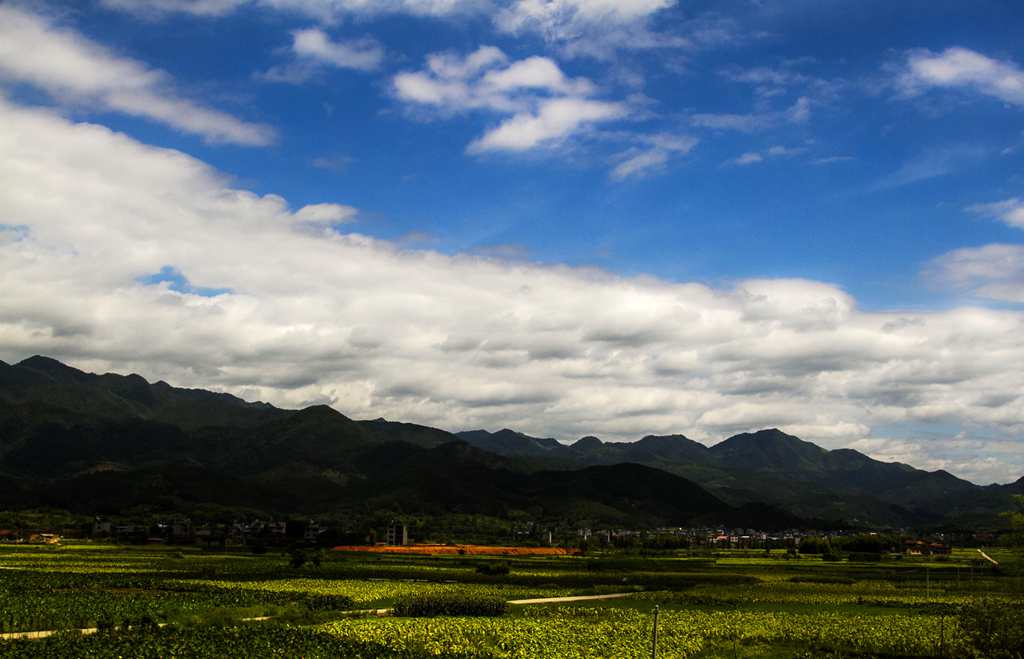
[428,46,509,80]
[765,145,802,157]
[609,133,698,181]
[690,97,811,133]
[266,0,480,18]
[469,97,625,152]
[870,145,988,191]
[259,27,384,83]
[294,203,358,223]
[104,0,675,34]
[100,0,249,15]
[730,151,763,166]
[2,96,1024,483]
[720,65,809,88]
[928,243,1024,303]
[291,28,384,71]
[726,145,803,167]
[848,435,1023,485]
[787,96,811,123]
[393,46,517,114]
[101,0,483,20]
[690,113,768,133]
[498,0,674,29]
[495,0,675,50]
[811,155,854,166]
[481,56,594,95]
[610,150,669,180]
[101,0,700,61]
[0,5,274,146]
[394,47,629,155]
[898,47,1024,107]
[720,63,845,108]
[967,198,1024,230]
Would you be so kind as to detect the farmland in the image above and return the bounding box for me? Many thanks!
[0,543,1021,657]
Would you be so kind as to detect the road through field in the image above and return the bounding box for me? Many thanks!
[507,593,637,605]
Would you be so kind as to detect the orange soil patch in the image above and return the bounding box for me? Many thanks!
[332,544,576,556]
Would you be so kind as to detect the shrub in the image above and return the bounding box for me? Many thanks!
[305,595,355,612]
[798,537,830,555]
[288,548,307,569]
[959,599,1024,658]
[475,561,510,576]
[392,593,508,617]
[789,575,855,585]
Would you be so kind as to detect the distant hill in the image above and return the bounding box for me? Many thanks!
[0,357,742,527]
[458,428,1018,528]
[1,356,1018,529]
[0,355,285,430]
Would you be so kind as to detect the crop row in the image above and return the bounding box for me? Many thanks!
[0,624,482,658]
[321,605,970,658]
[179,578,574,606]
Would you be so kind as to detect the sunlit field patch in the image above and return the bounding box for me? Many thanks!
[0,544,1020,656]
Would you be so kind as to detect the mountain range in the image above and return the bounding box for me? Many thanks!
[1,356,1020,529]
[457,428,1023,527]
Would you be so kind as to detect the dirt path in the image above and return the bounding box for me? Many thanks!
[0,625,166,641]
[507,592,637,605]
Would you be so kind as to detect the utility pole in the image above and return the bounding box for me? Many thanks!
[650,605,660,659]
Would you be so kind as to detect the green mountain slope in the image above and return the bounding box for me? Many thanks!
[458,427,1017,528]
[0,357,740,527]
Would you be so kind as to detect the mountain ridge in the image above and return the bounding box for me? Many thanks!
[1,356,1019,528]
[0,357,747,527]
[456,427,1016,527]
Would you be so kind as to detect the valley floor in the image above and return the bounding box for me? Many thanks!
[0,543,1021,657]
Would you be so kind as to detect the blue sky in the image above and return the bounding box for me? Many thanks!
[22,0,1024,307]
[1,1,1024,483]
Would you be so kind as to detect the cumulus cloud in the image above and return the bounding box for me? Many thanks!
[848,434,1024,485]
[897,47,1024,107]
[260,27,384,83]
[494,0,684,58]
[104,0,675,33]
[469,97,625,152]
[291,28,384,71]
[294,203,358,223]
[103,0,714,62]
[967,198,1024,230]
[393,46,628,155]
[497,0,674,31]
[0,5,274,146]
[2,96,1024,482]
[928,243,1024,303]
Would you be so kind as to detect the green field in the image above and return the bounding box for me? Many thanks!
[1,543,1021,657]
